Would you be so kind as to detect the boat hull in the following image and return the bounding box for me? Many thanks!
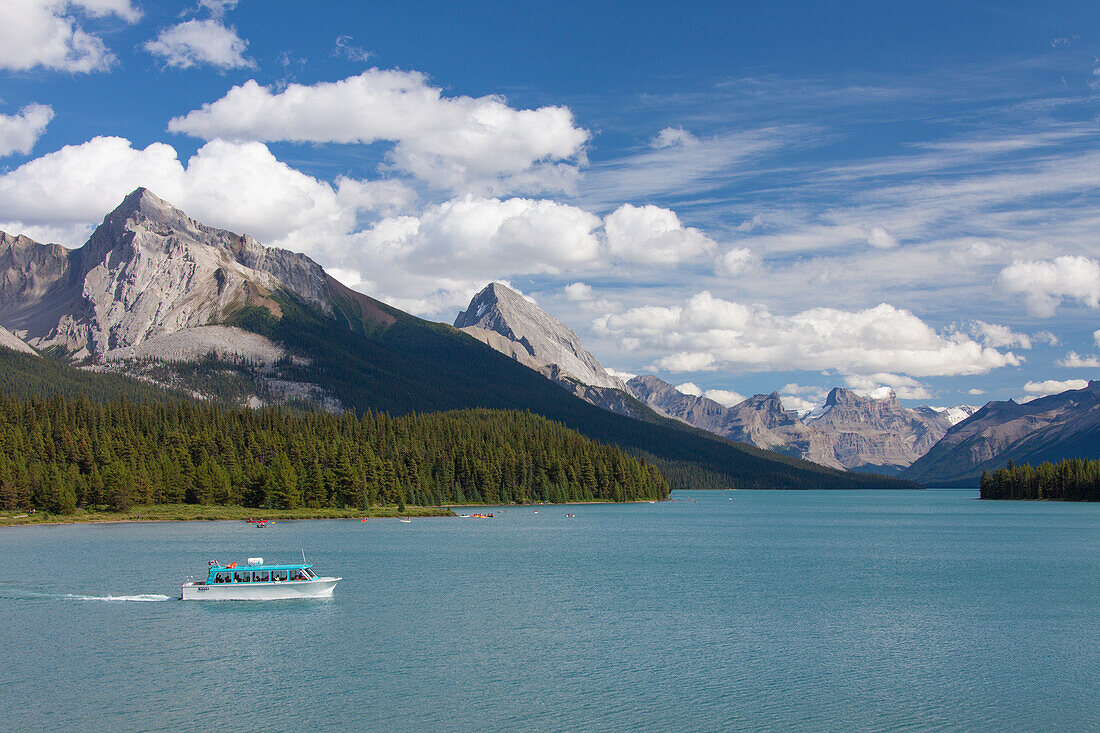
[181,577,340,601]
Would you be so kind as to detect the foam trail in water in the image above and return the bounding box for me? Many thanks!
[62,593,173,602]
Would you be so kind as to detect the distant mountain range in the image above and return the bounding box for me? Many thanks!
[449,281,1096,484]
[0,189,912,491]
[903,381,1100,486]
[451,282,978,475]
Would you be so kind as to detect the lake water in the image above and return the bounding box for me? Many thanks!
[1,489,1098,732]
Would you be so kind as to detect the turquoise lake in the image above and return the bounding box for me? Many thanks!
[1,489,1098,732]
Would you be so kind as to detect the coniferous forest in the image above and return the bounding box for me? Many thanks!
[0,392,670,514]
[980,458,1100,501]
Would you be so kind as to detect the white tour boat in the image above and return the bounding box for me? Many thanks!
[181,557,340,601]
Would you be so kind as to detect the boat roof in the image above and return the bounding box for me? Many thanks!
[211,563,313,571]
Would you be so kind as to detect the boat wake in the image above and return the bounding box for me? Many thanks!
[0,587,172,602]
[62,593,173,602]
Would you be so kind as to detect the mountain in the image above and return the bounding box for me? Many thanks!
[903,381,1100,486]
[627,377,953,474]
[0,189,915,490]
[0,324,35,355]
[0,188,335,359]
[626,375,842,468]
[454,282,646,417]
[801,388,953,473]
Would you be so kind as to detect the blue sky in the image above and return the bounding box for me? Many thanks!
[1,1,1098,411]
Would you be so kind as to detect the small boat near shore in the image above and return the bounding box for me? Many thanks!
[181,557,340,601]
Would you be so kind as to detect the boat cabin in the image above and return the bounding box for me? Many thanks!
[203,558,318,585]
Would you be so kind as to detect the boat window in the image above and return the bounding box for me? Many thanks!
[253,571,270,582]
[213,572,231,583]
[304,568,317,579]
[234,571,251,583]
[290,569,309,581]
[271,570,288,582]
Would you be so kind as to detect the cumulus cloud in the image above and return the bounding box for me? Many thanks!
[144,19,253,69]
[704,388,747,407]
[0,0,139,72]
[604,367,636,382]
[966,388,986,395]
[604,204,716,265]
[1000,256,1100,317]
[716,246,758,276]
[865,224,898,249]
[651,127,699,149]
[347,196,605,312]
[1057,352,1100,368]
[168,70,590,195]
[0,105,54,158]
[780,395,819,414]
[0,136,383,255]
[1023,378,1089,396]
[564,282,592,301]
[675,382,703,396]
[596,291,1020,379]
[843,373,932,400]
[966,320,1032,349]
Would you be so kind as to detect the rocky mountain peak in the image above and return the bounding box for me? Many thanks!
[0,189,337,358]
[455,282,624,390]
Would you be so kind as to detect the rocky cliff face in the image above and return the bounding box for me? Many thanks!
[626,377,957,473]
[625,375,842,465]
[803,387,953,473]
[0,188,332,359]
[903,381,1100,486]
[0,324,36,355]
[454,283,648,417]
[456,283,626,390]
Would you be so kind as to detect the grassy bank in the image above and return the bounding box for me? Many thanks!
[0,504,454,527]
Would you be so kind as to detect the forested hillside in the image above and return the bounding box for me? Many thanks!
[979,458,1100,501]
[0,393,670,513]
[225,292,918,490]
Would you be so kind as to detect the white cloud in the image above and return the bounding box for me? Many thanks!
[865,224,898,249]
[564,282,592,301]
[716,246,758,276]
[333,35,372,62]
[1057,352,1100,368]
[704,388,746,407]
[651,127,698,149]
[0,0,139,72]
[780,395,819,414]
[144,19,253,69]
[1032,331,1059,346]
[596,291,1020,379]
[966,388,987,395]
[1023,378,1089,396]
[0,105,53,158]
[168,70,590,195]
[604,367,636,382]
[0,136,382,256]
[197,0,239,17]
[604,204,715,265]
[999,256,1100,317]
[843,373,931,400]
[675,381,702,396]
[967,320,1032,349]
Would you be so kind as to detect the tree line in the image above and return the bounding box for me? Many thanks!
[0,393,670,514]
[980,458,1100,501]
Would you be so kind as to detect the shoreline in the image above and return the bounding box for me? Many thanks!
[0,505,455,528]
[0,497,670,527]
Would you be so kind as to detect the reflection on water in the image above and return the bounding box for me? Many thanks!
[1,490,1098,732]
